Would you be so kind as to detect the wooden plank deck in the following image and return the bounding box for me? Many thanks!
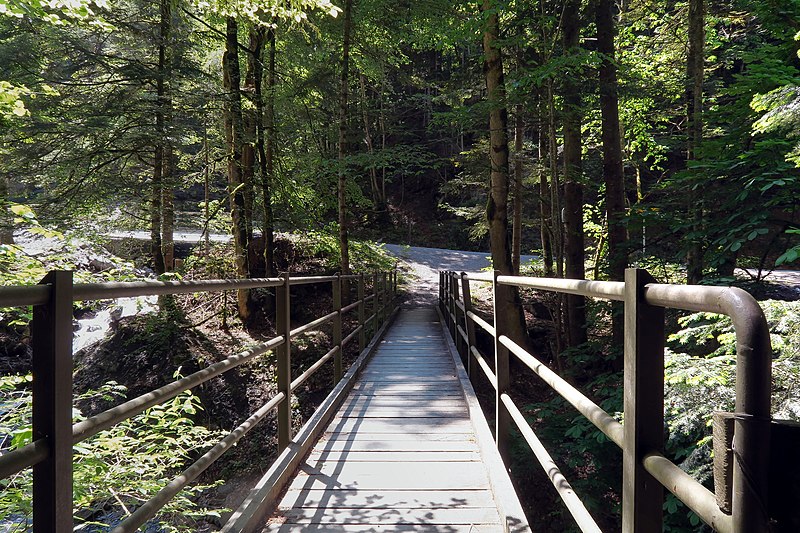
[259,307,530,533]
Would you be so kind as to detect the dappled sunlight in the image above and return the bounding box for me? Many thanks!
[261,307,528,531]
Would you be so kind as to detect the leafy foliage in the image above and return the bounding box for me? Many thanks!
[0,375,224,531]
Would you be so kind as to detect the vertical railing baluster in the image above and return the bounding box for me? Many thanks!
[622,268,665,532]
[460,272,476,382]
[382,271,389,323]
[358,273,365,351]
[376,272,382,328]
[372,272,378,336]
[493,270,511,465]
[32,270,73,533]
[333,273,343,383]
[438,271,443,312]
[277,272,292,450]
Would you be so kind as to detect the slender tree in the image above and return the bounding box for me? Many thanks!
[338,0,353,284]
[151,0,172,275]
[686,0,705,284]
[538,95,554,276]
[562,0,586,347]
[482,0,528,344]
[223,15,251,319]
[261,24,276,277]
[597,0,626,348]
[512,104,524,275]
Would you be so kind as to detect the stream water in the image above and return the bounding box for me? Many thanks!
[73,296,158,353]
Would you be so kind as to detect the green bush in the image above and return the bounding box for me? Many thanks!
[0,375,225,531]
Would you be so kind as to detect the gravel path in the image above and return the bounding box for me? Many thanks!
[382,244,537,307]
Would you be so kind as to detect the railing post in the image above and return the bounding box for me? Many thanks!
[333,273,343,383]
[32,270,73,533]
[382,271,388,323]
[372,272,379,335]
[448,272,457,339]
[438,271,443,311]
[358,273,366,351]
[460,272,476,382]
[492,270,511,465]
[622,268,665,532]
[277,272,292,450]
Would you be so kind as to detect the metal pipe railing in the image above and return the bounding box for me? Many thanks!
[111,391,287,533]
[72,336,285,443]
[0,268,398,531]
[441,268,772,533]
[499,334,624,448]
[501,393,602,533]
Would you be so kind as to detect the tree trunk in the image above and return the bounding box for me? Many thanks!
[360,74,381,211]
[512,105,524,275]
[161,145,174,271]
[151,147,165,274]
[261,25,275,277]
[223,15,250,319]
[0,177,13,244]
[338,0,353,286]
[547,80,563,278]
[562,0,587,347]
[538,96,553,276]
[481,0,528,345]
[597,0,626,350]
[686,0,705,284]
[151,0,170,275]
[243,26,264,247]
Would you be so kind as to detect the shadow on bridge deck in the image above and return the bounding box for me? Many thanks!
[229,306,530,533]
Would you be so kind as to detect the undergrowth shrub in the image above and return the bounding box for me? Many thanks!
[0,374,224,531]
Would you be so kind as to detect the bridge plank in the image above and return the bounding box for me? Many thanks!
[306,450,481,462]
[261,524,504,532]
[274,506,501,524]
[277,488,495,509]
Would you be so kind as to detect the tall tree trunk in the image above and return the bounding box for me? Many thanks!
[151,148,165,274]
[686,0,705,284]
[379,78,387,211]
[243,26,264,247]
[562,0,587,347]
[0,177,13,244]
[481,0,528,345]
[338,0,353,286]
[360,74,381,211]
[547,80,563,278]
[597,0,626,350]
[512,105,524,275]
[161,145,174,271]
[151,0,171,275]
[538,96,553,276]
[223,16,250,319]
[260,25,275,277]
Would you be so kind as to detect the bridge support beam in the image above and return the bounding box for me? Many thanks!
[622,268,665,532]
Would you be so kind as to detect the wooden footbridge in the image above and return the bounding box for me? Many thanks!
[0,267,792,532]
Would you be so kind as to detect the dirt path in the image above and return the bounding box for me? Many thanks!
[382,244,537,307]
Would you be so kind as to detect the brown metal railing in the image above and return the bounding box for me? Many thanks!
[0,269,398,533]
[439,268,772,533]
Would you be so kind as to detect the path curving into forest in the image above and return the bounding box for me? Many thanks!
[382,244,537,307]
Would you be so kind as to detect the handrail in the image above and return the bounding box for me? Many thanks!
[440,268,771,533]
[112,391,287,533]
[499,334,624,448]
[72,336,286,443]
[0,269,398,532]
